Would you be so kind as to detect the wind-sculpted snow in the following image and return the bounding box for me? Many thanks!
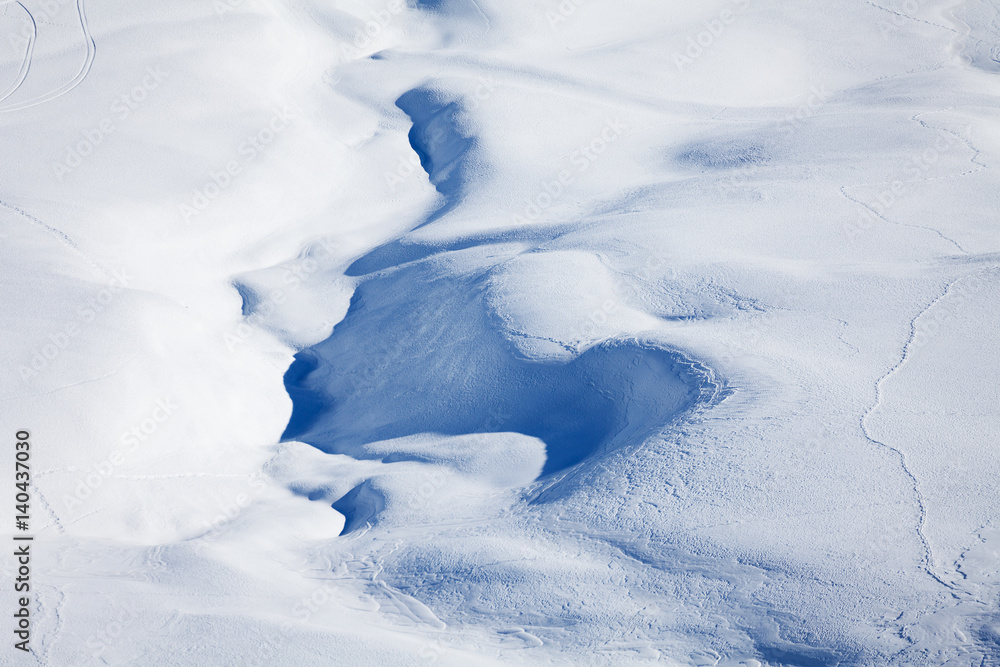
[5,0,1000,664]
[283,258,704,479]
[395,88,475,223]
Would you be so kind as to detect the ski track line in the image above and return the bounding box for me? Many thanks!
[0,0,95,113]
[0,1,35,104]
[859,277,966,593]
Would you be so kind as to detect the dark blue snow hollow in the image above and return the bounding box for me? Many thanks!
[281,258,713,479]
[395,88,475,224]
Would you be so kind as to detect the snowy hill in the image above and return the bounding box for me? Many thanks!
[2,0,999,664]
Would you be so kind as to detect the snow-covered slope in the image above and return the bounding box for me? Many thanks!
[2,0,999,664]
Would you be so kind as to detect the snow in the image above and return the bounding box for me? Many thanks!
[1,0,999,664]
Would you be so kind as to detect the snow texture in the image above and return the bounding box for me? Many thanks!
[1,0,999,665]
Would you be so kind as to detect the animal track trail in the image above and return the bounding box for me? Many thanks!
[912,109,988,177]
[859,277,967,592]
[34,483,66,535]
[0,197,116,280]
[839,103,990,257]
[39,587,66,667]
[865,0,961,34]
[839,186,970,255]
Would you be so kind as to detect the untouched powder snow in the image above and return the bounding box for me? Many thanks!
[1,0,1000,665]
